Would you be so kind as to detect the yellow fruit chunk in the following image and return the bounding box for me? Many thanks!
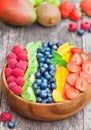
[63,52,72,62]
[55,67,69,92]
[52,89,64,102]
[57,42,69,53]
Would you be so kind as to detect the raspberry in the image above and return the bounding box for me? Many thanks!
[16,61,28,70]
[13,85,22,95]
[17,52,28,61]
[68,22,78,31]
[12,68,25,77]
[8,58,18,69]
[15,77,25,86]
[7,76,15,84]
[80,20,90,31]
[5,67,12,77]
[12,45,22,55]
[6,52,17,61]
[1,112,12,122]
[8,82,17,91]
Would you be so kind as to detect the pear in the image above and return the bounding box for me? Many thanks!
[0,0,37,26]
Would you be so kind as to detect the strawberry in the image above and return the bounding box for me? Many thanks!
[0,0,37,26]
[80,0,91,17]
[59,1,74,18]
[69,10,81,21]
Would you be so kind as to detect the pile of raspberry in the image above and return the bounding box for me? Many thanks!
[5,45,28,96]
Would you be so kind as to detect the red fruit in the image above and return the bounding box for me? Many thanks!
[1,112,12,123]
[7,75,15,84]
[12,68,25,77]
[17,52,28,61]
[12,45,22,55]
[13,85,22,95]
[5,67,12,77]
[80,20,90,31]
[69,10,81,21]
[65,86,80,99]
[68,22,78,32]
[80,71,91,83]
[15,77,25,86]
[6,52,17,61]
[59,2,74,18]
[62,83,70,100]
[82,62,91,74]
[75,76,88,91]
[70,47,82,54]
[81,52,90,62]
[67,62,81,73]
[8,58,18,69]
[69,53,83,65]
[8,82,17,91]
[80,0,91,17]
[0,0,37,26]
[16,60,28,70]
[66,73,79,86]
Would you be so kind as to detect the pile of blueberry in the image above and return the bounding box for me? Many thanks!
[33,41,61,103]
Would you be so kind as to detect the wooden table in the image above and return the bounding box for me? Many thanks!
[0,0,91,130]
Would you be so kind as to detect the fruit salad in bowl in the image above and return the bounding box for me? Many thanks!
[1,41,91,121]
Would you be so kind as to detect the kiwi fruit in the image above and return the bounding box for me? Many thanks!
[37,3,61,27]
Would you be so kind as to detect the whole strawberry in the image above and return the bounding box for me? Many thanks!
[1,112,12,122]
[69,10,81,21]
[59,1,74,18]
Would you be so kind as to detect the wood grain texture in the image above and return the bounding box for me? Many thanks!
[0,0,91,129]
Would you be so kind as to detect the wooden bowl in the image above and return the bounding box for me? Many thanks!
[1,64,91,121]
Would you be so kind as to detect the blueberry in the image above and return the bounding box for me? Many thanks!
[40,67,46,74]
[56,42,62,47]
[88,27,91,32]
[51,83,56,89]
[42,78,47,83]
[39,57,45,63]
[45,51,50,56]
[43,64,48,69]
[44,72,51,79]
[36,79,42,85]
[7,121,15,129]
[39,47,45,53]
[39,63,43,68]
[77,29,85,36]
[49,64,56,71]
[47,97,53,103]
[47,92,52,97]
[41,82,48,89]
[37,53,43,59]
[33,83,38,89]
[46,58,50,64]
[48,41,54,47]
[49,70,55,76]
[42,42,48,48]
[42,99,47,103]
[52,45,57,50]
[35,88,41,95]
[40,90,48,98]
[45,47,51,52]
[36,97,42,103]
[50,77,56,83]
[35,71,41,78]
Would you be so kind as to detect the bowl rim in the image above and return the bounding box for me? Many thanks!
[2,63,88,106]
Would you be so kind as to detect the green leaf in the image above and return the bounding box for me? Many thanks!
[58,59,67,67]
[50,58,58,65]
[52,51,62,59]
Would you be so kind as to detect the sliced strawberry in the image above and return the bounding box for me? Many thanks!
[80,71,91,83]
[69,53,83,65]
[66,72,79,86]
[65,86,80,99]
[75,76,88,91]
[62,83,70,100]
[82,62,91,74]
[81,52,90,62]
[67,62,81,73]
[70,47,82,54]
